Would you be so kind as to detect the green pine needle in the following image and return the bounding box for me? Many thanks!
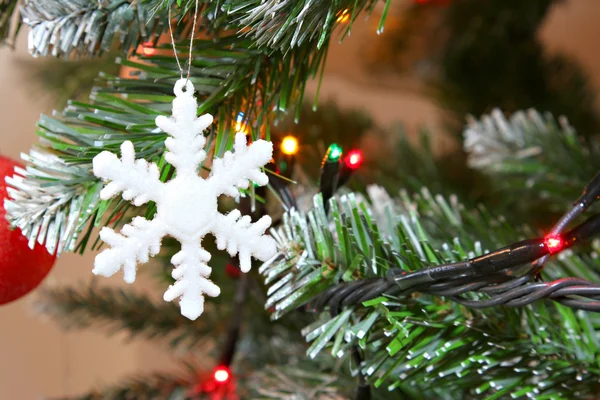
[55,371,192,400]
[464,109,600,208]
[36,285,222,348]
[261,188,600,398]
[0,0,19,47]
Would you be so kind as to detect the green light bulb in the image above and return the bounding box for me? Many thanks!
[327,143,343,162]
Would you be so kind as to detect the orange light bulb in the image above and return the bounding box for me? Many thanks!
[281,135,299,155]
[337,9,350,23]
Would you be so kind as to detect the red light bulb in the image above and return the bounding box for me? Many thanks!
[344,150,363,169]
[544,235,564,254]
[213,366,230,383]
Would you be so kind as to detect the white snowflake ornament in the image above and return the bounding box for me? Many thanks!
[92,79,277,320]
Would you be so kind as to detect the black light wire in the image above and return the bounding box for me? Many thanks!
[533,171,600,274]
[312,212,600,315]
[309,171,600,315]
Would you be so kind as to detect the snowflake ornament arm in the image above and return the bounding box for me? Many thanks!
[163,239,221,320]
[91,79,277,320]
[93,217,164,283]
[209,132,272,197]
[93,140,164,206]
[213,210,276,273]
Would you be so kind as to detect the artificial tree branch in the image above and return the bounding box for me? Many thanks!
[352,346,371,400]
[262,185,600,398]
[14,0,390,58]
[56,372,190,400]
[21,0,164,57]
[219,272,249,366]
[0,0,19,46]
[36,284,222,348]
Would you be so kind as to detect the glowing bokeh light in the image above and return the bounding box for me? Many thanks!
[544,235,564,254]
[327,143,343,162]
[344,149,363,169]
[213,366,230,383]
[281,135,299,155]
[337,9,350,23]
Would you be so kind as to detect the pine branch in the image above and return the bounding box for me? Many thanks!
[6,34,324,253]
[21,0,164,57]
[464,108,600,208]
[36,285,222,348]
[260,190,600,398]
[232,0,384,51]
[4,151,102,255]
[240,342,410,399]
[246,365,350,400]
[0,0,20,47]
[156,0,388,52]
[19,0,388,58]
[56,371,191,400]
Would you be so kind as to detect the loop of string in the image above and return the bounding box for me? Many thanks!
[167,0,200,84]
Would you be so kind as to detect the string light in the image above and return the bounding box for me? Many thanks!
[235,112,248,135]
[320,144,343,212]
[326,143,343,162]
[213,366,230,383]
[337,9,350,23]
[312,174,600,314]
[544,235,564,254]
[344,149,363,169]
[281,135,299,155]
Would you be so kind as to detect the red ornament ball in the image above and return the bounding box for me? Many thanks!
[0,155,57,305]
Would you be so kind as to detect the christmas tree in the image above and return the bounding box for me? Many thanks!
[1,1,600,398]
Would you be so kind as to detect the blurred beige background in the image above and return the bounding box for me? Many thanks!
[1,1,599,398]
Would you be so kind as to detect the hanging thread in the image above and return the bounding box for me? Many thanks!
[167,0,200,83]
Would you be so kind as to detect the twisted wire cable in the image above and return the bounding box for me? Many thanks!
[312,213,600,314]
[312,267,600,315]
